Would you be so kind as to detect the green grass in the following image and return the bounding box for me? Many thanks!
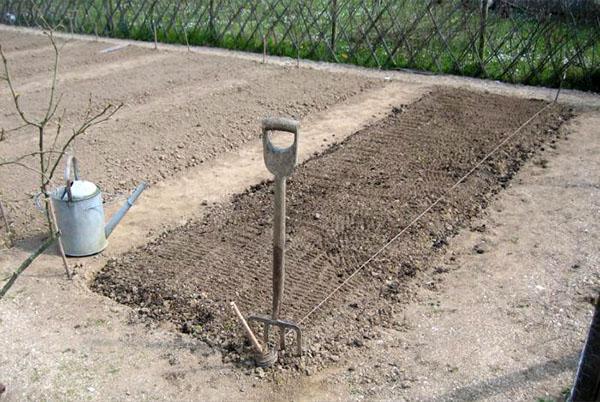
[2,0,598,91]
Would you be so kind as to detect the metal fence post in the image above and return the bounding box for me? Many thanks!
[478,0,490,74]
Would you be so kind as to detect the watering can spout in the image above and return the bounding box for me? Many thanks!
[105,182,147,238]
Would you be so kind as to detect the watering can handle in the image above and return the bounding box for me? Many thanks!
[61,155,80,202]
[262,117,299,178]
[64,155,80,183]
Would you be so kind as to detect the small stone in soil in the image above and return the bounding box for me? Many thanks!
[351,339,364,347]
[473,242,488,254]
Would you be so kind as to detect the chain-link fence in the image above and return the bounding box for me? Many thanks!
[1,0,599,90]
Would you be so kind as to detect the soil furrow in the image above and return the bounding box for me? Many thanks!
[93,88,571,369]
[0,45,380,239]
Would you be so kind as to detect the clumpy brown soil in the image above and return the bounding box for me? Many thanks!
[92,88,571,370]
[0,30,380,240]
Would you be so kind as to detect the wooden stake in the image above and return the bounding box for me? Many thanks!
[153,19,158,50]
[0,199,11,243]
[330,0,337,54]
[184,29,190,52]
[69,13,74,38]
[47,198,71,279]
[0,235,56,298]
[230,301,263,354]
[478,0,490,74]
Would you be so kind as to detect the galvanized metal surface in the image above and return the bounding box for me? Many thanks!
[51,185,108,257]
[105,182,147,238]
[50,156,146,257]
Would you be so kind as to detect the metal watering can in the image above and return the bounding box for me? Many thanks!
[50,156,146,257]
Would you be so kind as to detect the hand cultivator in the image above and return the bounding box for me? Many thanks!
[246,117,303,367]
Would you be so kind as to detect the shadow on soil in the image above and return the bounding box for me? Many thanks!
[8,232,50,255]
[427,352,578,402]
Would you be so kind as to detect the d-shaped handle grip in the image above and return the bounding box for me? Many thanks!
[262,117,299,178]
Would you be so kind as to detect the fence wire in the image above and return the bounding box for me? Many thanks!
[0,1,599,89]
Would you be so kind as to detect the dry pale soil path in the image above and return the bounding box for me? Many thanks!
[278,112,600,402]
[0,27,598,401]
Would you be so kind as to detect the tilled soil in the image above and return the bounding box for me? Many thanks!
[92,89,571,371]
[0,31,380,241]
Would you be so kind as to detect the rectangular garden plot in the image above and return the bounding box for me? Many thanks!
[92,88,570,365]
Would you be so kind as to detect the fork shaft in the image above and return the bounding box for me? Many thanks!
[272,176,286,322]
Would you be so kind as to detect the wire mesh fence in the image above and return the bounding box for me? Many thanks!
[0,0,599,90]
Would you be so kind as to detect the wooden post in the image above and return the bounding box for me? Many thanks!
[0,235,56,299]
[478,0,490,74]
[295,2,300,68]
[208,0,215,41]
[69,12,74,37]
[184,29,190,52]
[330,0,338,56]
[47,198,71,279]
[263,34,267,64]
[149,1,158,50]
[105,0,114,35]
[0,199,11,247]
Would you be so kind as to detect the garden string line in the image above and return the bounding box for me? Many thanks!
[297,94,560,326]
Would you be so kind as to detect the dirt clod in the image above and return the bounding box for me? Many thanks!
[474,242,489,254]
[0,42,380,241]
[92,88,570,371]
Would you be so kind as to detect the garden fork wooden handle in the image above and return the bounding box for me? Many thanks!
[261,117,300,350]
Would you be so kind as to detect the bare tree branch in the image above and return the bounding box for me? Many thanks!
[46,102,123,183]
[41,30,61,125]
[3,123,31,134]
[47,110,66,167]
[0,150,63,168]
[0,161,51,182]
[0,44,40,128]
[0,25,122,290]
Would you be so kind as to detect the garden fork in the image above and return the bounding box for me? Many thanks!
[248,117,302,366]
